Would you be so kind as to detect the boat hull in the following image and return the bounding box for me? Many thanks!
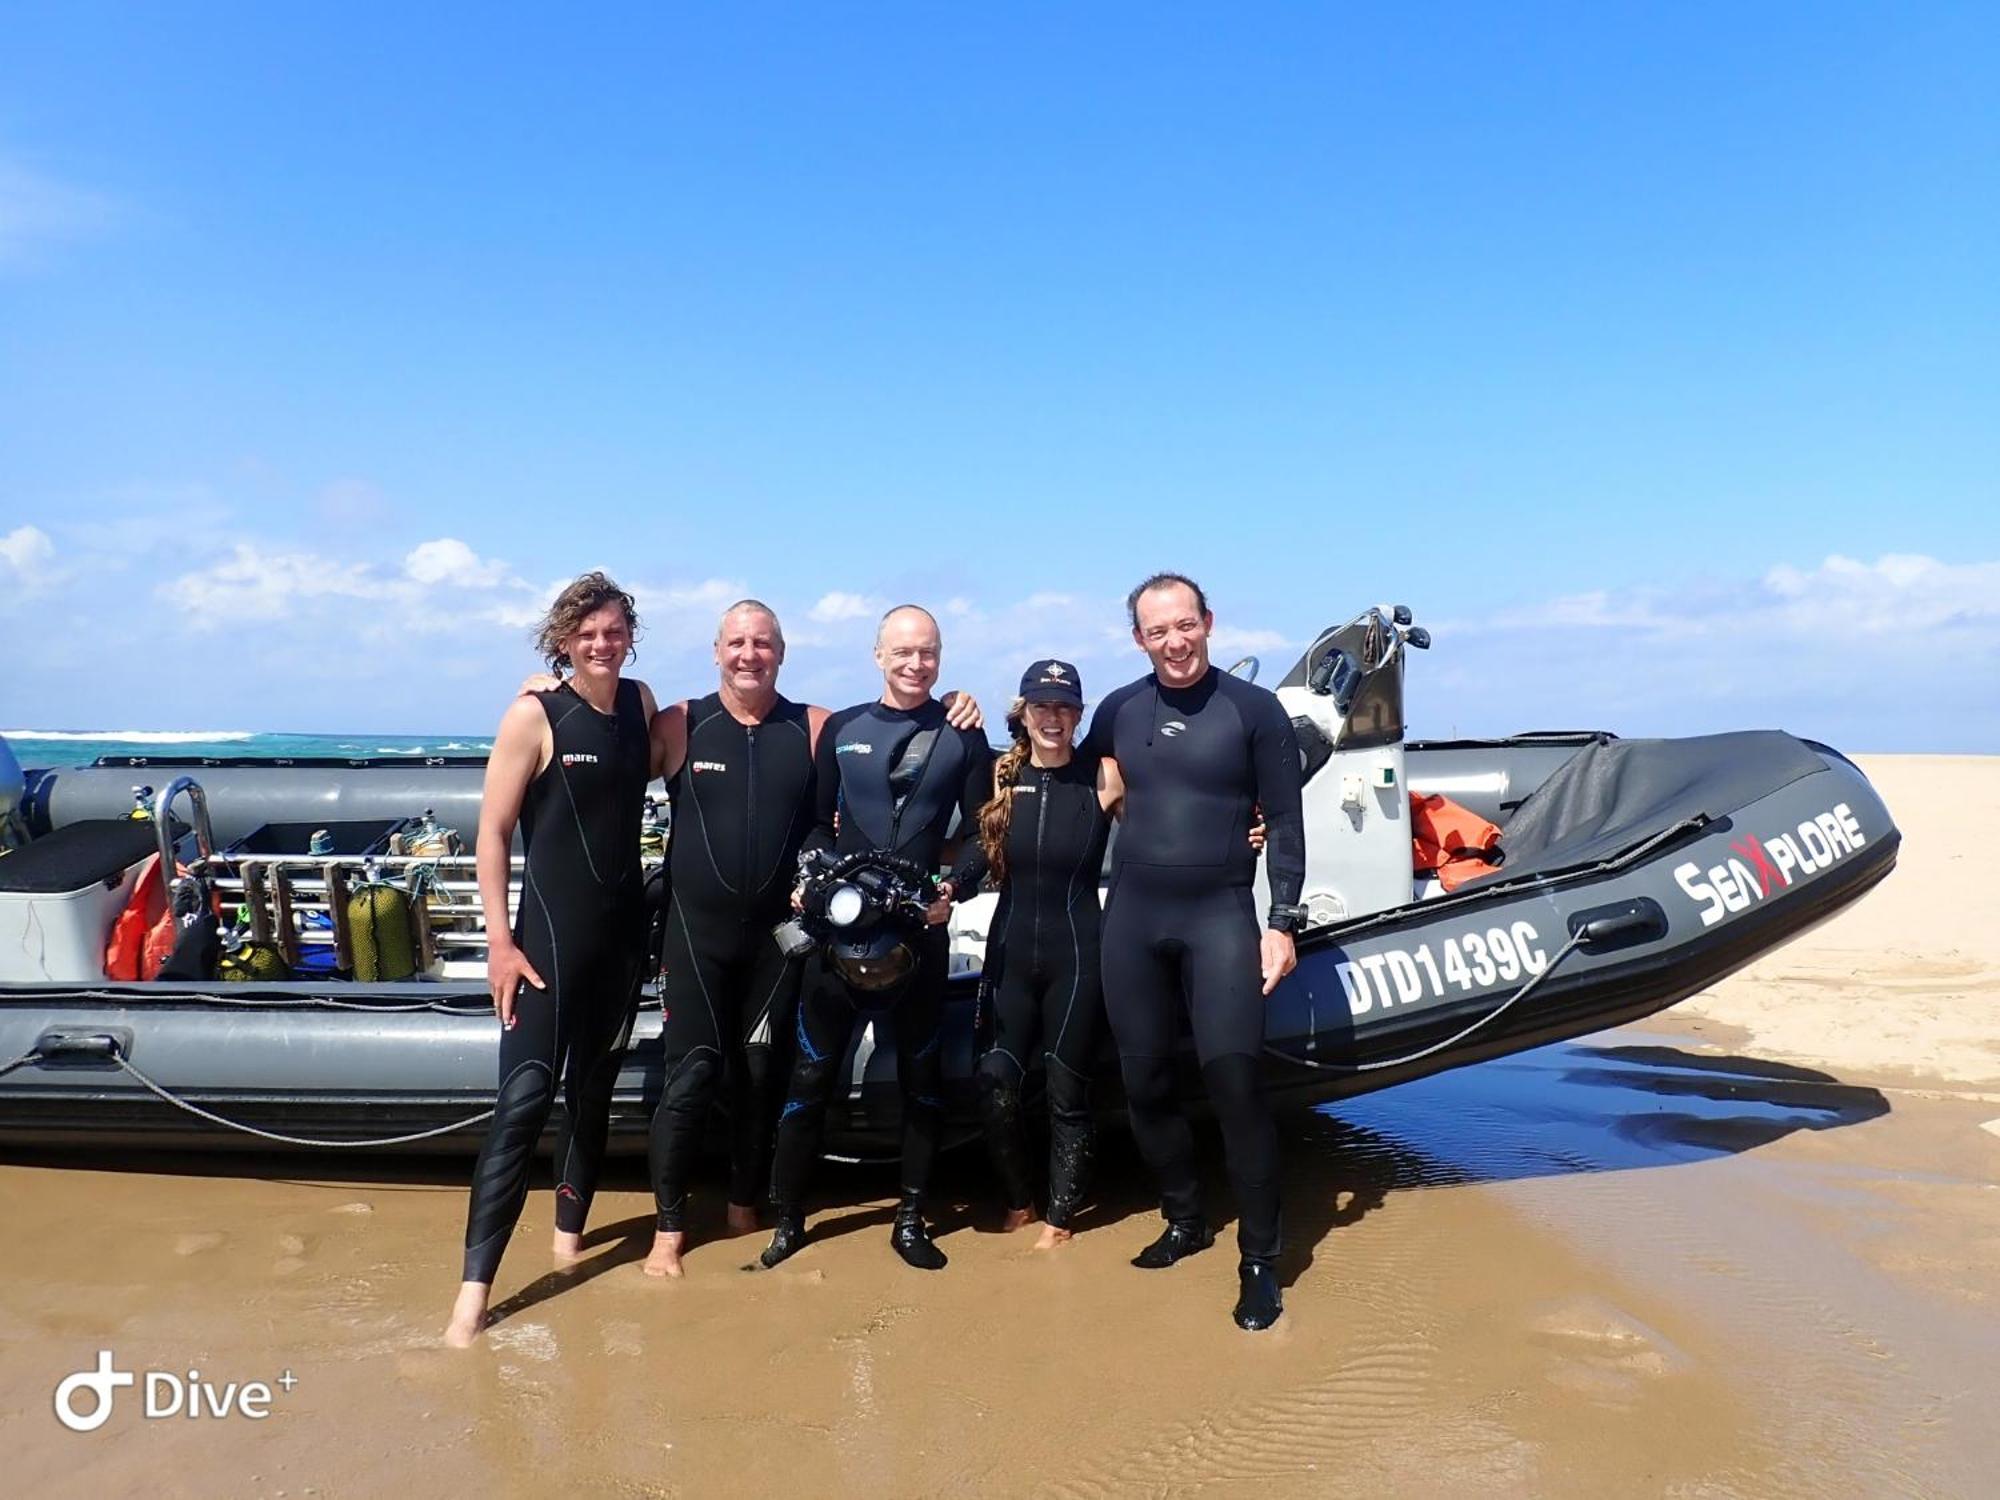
[0,740,1897,1155]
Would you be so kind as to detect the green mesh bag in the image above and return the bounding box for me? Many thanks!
[348,882,417,982]
[218,941,292,983]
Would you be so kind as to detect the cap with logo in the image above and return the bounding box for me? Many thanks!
[1018,658,1083,708]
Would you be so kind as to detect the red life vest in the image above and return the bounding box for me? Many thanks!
[1411,792,1503,892]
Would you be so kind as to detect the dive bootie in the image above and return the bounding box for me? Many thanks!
[890,1194,948,1271]
[1232,1261,1283,1331]
[1132,1217,1214,1269]
[758,1209,807,1269]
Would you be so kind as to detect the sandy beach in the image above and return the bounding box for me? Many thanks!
[2,754,1995,1498]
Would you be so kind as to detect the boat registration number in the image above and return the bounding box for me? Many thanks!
[1334,921,1549,1016]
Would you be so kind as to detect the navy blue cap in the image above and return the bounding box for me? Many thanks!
[1019,658,1083,707]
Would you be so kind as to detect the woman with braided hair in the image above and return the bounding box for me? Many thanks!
[964,660,1120,1249]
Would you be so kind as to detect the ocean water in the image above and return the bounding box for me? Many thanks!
[2,730,492,769]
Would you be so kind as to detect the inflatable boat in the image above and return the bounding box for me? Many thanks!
[0,607,1899,1155]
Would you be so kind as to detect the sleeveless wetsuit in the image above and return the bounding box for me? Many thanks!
[463,679,649,1285]
[651,692,816,1231]
[970,752,1110,1228]
[1083,668,1304,1266]
[767,697,993,1212]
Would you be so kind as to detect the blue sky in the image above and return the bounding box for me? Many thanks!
[2,4,1994,749]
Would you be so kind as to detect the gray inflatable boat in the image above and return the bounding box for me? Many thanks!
[0,608,1898,1154]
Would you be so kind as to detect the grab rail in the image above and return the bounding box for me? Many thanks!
[153,776,216,872]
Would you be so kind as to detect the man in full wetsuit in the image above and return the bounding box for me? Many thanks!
[1084,572,1306,1330]
[642,601,823,1277]
[760,605,994,1271]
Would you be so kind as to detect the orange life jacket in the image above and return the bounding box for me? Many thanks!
[105,854,219,980]
[1411,792,1503,892]
[104,853,168,980]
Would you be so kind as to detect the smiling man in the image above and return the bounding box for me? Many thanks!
[641,600,983,1279]
[758,604,995,1271]
[1083,571,1306,1330]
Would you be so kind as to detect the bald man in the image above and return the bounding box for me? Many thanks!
[759,605,995,1271]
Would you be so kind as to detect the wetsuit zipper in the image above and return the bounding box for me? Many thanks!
[744,724,758,900]
[1032,768,1050,975]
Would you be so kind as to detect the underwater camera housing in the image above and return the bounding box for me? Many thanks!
[794,847,937,992]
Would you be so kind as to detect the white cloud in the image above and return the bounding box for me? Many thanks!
[161,542,394,623]
[1209,625,1292,655]
[0,154,116,270]
[1466,553,2000,645]
[1417,552,2000,749]
[1,524,54,575]
[404,537,514,589]
[808,590,882,624]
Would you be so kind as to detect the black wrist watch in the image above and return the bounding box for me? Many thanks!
[1266,903,1307,935]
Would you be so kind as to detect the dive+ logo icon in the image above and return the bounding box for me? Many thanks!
[53,1350,295,1432]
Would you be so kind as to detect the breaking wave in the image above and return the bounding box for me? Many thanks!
[1,729,256,743]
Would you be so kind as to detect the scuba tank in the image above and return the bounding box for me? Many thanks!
[640,794,668,861]
[391,808,463,858]
[347,863,418,981]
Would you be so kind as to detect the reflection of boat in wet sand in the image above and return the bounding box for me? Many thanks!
[0,607,1898,1153]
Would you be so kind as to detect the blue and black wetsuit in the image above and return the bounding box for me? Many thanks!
[767,697,993,1224]
[650,692,816,1232]
[1083,667,1305,1267]
[967,753,1110,1228]
[463,679,649,1285]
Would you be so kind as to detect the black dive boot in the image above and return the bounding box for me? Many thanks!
[758,1208,807,1269]
[1132,1217,1214,1269]
[889,1193,948,1270]
[1232,1261,1282,1331]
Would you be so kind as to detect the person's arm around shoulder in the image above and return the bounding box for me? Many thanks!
[939,691,983,733]
[480,697,551,1026]
[650,699,689,782]
[1096,755,1125,819]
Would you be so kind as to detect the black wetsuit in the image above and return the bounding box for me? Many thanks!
[968,753,1110,1228]
[1083,668,1305,1266]
[650,693,817,1232]
[767,697,993,1212]
[463,679,649,1285]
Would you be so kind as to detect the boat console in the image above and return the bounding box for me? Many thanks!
[1262,604,1432,925]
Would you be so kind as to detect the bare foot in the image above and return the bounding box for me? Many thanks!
[443,1281,490,1347]
[551,1230,584,1263]
[642,1230,687,1278]
[1001,1204,1039,1233]
[725,1202,761,1236]
[1033,1224,1073,1251]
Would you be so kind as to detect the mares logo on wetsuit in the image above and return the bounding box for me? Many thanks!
[561,753,600,767]
[691,760,727,774]
[835,742,874,755]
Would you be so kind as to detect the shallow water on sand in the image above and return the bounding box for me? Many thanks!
[3,1025,1995,1499]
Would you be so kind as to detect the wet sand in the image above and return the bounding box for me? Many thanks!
[3,754,1996,1498]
